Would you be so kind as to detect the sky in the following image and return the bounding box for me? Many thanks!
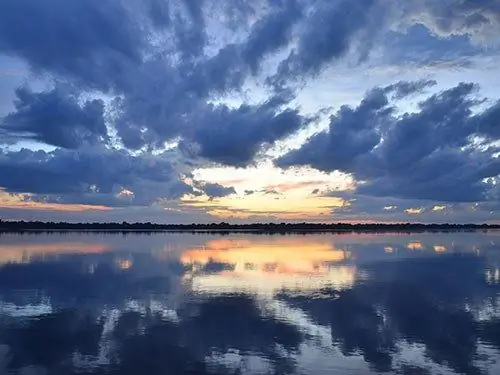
[0,0,499,224]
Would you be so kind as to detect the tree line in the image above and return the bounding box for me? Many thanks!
[0,219,498,233]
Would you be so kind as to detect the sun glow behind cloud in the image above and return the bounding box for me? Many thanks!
[185,163,354,220]
[0,0,500,223]
[193,162,355,193]
[181,193,347,221]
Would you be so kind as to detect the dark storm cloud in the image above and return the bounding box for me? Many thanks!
[111,0,308,156]
[0,0,144,91]
[0,0,314,207]
[1,86,108,149]
[270,0,500,85]
[277,85,393,173]
[181,92,309,167]
[1,0,497,155]
[277,81,500,203]
[475,99,500,138]
[113,51,308,163]
[173,0,207,59]
[242,0,303,75]
[148,0,172,28]
[0,147,193,206]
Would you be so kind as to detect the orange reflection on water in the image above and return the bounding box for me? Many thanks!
[433,245,447,253]
[117,259,133,270]
[181,237,354,294]
[0,242,110,264]
[181,238,349,274]
[407,241,424,250]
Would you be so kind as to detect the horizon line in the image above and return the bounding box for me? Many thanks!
[0,219,499,232]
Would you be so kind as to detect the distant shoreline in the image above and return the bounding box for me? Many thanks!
[0,221,498,234]
[0,229,497,235]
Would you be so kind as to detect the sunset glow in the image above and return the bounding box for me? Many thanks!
[181,237,354,293]
[181,194,346,220]
[0,191,111,213]
[0,242,110,264]
[0,0,499,223]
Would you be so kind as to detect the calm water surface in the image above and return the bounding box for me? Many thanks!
[0,231,500,374]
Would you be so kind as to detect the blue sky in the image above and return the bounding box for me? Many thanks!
[0,0,499,223]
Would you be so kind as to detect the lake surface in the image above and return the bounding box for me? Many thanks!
[0,232,500,374]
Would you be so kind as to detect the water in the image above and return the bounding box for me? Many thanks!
[0,231,499,374]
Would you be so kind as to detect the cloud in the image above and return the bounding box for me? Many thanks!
[0,0,145,90]
[192,181,236,198]
[384,79,437,99]
[405,207,425,215]
[273,0,385,83]
[1,0,500,221]
[35,1,308,160]
[242,0,303,75]
[432,205,447,212]
[398,0,500,41]
[377,1,500,71]
[276,86,393,173]
[0,0,497,157]
[382,25,484,70]
[0,189,111,212]
[178,92,310,167]
[322,191,497,223]
[172,0,207,59]
[278,81,500,205]
[1,86,108,148]
[0,146,193,207]
[260,188,280,196]
[270,0,500,86]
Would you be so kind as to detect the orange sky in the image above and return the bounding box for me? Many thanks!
[0,190,111,212]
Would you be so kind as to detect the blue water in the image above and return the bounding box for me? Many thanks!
[0,231,499,374]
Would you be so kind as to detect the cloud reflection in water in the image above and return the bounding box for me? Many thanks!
[0,232,498,374]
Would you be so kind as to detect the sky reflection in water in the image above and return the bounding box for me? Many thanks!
[0,232,499,374]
